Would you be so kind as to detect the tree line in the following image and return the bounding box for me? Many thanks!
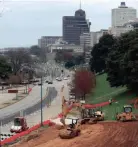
[55,50,85,68]
[0,45,47,82]
[89,30,138,93]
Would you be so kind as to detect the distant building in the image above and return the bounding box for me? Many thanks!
[49,43,83,54]
[95,29,108,43]
[112,2,136,28]
[80,30,108,49]
[110,2,137,36]
[110,19,138,36]
[38,36,62,48]
[80,33,91,47]
[90,32,97,47]
[0,47,29,54]
[63,8,91,45]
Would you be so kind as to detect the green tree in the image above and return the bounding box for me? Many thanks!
[106,30,138,92]
[90,34,115,73]
[30,45,41,56]
[0,56,12,79]
[65,61,75,68]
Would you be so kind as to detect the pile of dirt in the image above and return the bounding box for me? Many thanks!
[11,121,138,147]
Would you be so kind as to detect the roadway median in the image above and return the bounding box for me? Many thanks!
[0,86,33,110]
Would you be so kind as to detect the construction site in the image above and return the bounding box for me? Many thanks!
[8,75,138,147]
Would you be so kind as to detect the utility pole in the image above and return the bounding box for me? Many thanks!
[40,76,43,126]
[0,121,2,147]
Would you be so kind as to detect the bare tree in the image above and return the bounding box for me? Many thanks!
[7,48,32,75]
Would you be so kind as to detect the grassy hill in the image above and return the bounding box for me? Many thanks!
[86,74,138,120]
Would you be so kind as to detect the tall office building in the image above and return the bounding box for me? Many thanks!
[112,2,136,27]
[63,8,91,45]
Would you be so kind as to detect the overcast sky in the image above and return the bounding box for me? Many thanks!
[0,0,138,48]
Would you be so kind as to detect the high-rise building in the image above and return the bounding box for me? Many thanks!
[112,2,136,28]
[63,8,91,45]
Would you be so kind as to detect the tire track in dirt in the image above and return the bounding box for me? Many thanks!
[12,122,138,147]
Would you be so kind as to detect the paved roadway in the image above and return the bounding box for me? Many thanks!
[0,61,70,134]
[1,79,70,133]
[0,84,47,119]
[0,61,65,120]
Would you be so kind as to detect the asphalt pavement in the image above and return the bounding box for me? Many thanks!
[0,61,70,135]
[0,79,69,134]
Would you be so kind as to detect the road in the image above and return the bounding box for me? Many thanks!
[0,61,70,136]
[0,61,66,120]
[0,79,70,134]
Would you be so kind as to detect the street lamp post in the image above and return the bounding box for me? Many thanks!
[40,76,43,126]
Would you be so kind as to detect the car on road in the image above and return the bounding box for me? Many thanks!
[48,81,53,84]
[64,77,68,80]
[56,77,62,81]
[38,83,43,86]
[45,80,49,83]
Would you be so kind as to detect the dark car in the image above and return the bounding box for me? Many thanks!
[48,81,53,84]
[38,83,43,86]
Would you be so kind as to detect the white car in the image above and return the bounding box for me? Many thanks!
[56,77,62,81]
[64,77,68,80]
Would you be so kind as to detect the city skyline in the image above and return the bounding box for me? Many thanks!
[0,0,138,48]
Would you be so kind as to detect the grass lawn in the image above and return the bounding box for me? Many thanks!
[102,91,137,120]
[87,73,125,104]
[86,73,138,120]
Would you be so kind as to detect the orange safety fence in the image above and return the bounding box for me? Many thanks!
[1,100,114,145]
[58,100,115,118]
[1,120,53,146]
[28,88,32,93]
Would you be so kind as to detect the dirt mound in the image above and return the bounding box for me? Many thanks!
[11,122,138,147]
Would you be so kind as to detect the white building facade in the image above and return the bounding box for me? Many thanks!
[49,44,83,54]
[111,2,137,36]
[80,33,91,47]
[80,30,108,48]
[112,2,136,27]
[38,36,62,48]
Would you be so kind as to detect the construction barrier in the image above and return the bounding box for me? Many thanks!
[1,120,52,146]
[8,90,18,93]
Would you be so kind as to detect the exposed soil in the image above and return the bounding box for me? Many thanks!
[11,121,138,147]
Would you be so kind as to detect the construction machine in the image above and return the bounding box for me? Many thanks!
[59,97,102,139]
[80,107,104,124]
[10,117,29,133]
[116,105,136,122]
[59,96,81,139]
[94,110,104,121]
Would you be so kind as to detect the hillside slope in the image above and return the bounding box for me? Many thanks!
[12,121,138,147]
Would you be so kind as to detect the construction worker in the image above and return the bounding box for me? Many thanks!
[109,98,113,105]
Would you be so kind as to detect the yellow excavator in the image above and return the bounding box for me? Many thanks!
[59,96,81,139]
[59,97,103,139]
[116,105,137,122]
